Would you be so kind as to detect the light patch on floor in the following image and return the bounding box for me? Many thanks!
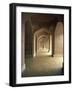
[22,56,64,77]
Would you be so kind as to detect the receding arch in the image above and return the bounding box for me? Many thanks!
[33,27,52,57]
[37,34,50,52]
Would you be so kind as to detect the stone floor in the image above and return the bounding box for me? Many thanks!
[22,56,64,77]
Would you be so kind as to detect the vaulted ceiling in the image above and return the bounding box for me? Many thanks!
[22,13,64,33]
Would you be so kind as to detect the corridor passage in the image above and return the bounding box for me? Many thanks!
[21,13,64,77]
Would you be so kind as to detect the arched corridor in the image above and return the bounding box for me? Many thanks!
[21,13,64,77]
[33,28,52,57]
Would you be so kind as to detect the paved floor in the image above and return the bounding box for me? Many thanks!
[22,56,64,77]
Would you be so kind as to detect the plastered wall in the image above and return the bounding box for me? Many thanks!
[54,22,64,56]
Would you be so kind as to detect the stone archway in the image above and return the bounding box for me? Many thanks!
[33,28,52,57]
